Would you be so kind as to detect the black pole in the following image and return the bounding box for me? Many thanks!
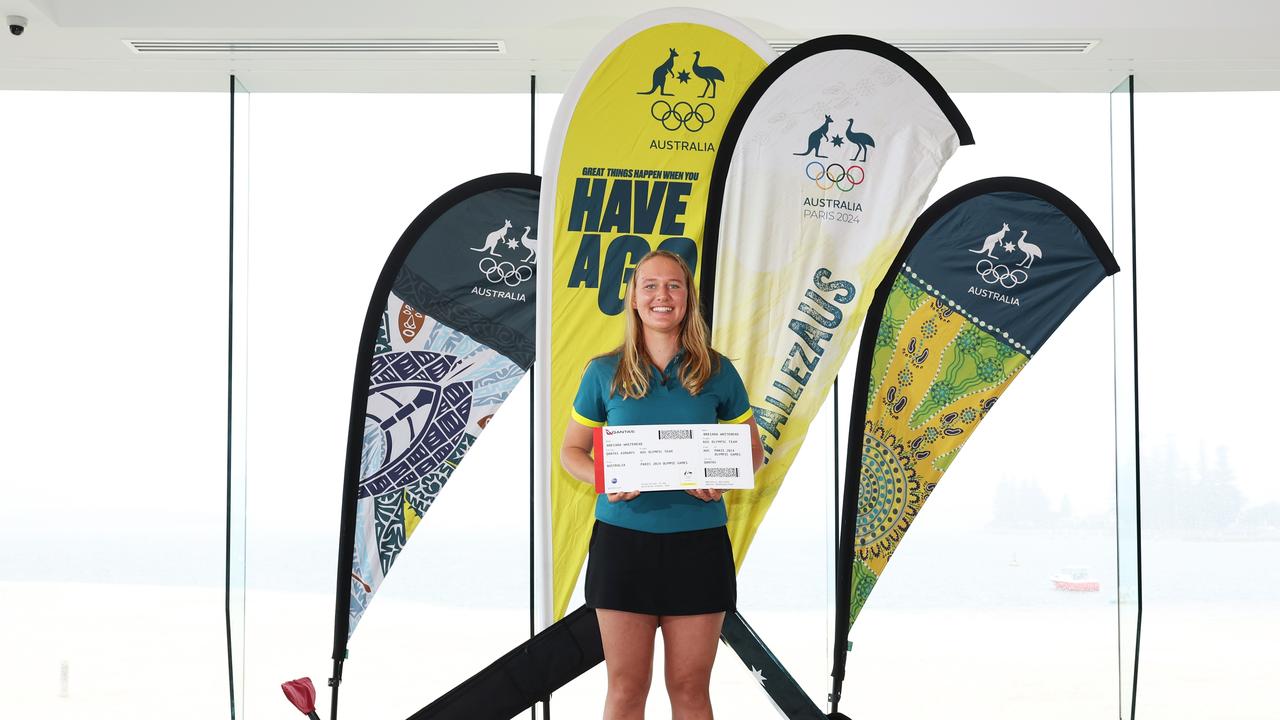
[828,214,941,714]
[832,377,840,567]
[225,74,239,720]
[528,72,536,643]
[530,74,536,176]
[829,387,870,714]
[828,373,842,716]
[329,389,365,720]
[328,209,398,720]
[528,72,541,720]
[329,230,401,719]
[828,283,891,714]
[826,194,937,714]
[1126,75,1144,720]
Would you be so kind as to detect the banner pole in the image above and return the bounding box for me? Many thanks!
[1125,75,1144,720]
[828,198,931,714]
[329,363,368,720]
[527,72,545,720]
[225,73,239,720]
[831,376,840,582]
[830,388,870,713]
[329,235,395,720]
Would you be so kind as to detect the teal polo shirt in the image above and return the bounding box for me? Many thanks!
[571,349,753,534]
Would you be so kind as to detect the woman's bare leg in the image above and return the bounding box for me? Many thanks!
[596,608,659,720]
[660,612,724,720]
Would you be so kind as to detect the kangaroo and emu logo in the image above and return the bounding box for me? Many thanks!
[969,222,1045,288]
[470,219,535,287]
[639,47,726,133]
[797,114,876,191]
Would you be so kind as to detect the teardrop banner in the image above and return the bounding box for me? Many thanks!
[828,177,1120,715]
[701,35,974,570]
[536,8,773,624]
[324,173,540,719]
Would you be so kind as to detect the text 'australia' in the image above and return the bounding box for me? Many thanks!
[649,139,715,153]
[803,197,863,211]
[967,286,1021,306]
[472,286,527,302]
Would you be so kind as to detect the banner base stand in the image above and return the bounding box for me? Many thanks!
[408,605,602,720]
[720,611,828,719]
[411,606,833,720]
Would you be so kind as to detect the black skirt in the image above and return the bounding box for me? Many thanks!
[584,520,736,616]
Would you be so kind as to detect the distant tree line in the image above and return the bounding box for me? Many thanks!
[988,439,1279,537]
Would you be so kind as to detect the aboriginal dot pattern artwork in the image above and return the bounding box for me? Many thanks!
[848,271,1027,624]
[348,292,524,635]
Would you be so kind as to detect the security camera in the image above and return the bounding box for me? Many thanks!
[7,15,27,36]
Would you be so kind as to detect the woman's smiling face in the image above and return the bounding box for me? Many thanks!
[632,255,688,333]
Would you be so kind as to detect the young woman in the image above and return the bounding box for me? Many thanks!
[560,250,764,720]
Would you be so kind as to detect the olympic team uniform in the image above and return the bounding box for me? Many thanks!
[571,348,752,615]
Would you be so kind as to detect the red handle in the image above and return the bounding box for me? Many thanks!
[281,677,317,715]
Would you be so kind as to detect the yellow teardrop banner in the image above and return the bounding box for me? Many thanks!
[538,9,771,622]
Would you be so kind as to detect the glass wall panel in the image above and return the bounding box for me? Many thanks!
[241,92,535,719]
[836,93,1120,719]
[1133,92,1280,720]
[0,91,228,718]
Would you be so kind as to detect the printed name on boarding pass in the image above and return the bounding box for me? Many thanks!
[591,423,755,493]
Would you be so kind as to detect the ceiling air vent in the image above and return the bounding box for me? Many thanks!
[126,39,506,54]
[768,39,1097,55]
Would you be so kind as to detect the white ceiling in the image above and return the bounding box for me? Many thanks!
[1,0,1278,93]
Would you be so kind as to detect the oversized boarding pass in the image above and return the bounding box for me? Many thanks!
[592,423,755,493]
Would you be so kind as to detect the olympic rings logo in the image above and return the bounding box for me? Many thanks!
[975,259,1028,288]
[479,257,533,287]
[651,101,715,132]
[805,162,865,192]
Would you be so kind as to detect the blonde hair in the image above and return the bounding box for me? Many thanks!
[601,250,719,400]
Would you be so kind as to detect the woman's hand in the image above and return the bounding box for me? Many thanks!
[606,491,641,503]
[685,488,724,502]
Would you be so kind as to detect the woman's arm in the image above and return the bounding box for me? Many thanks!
[560,419,597,485]
[561,419,639,502]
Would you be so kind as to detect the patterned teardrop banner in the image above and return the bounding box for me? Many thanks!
[333,173,540,654]
[830,177,1120,701]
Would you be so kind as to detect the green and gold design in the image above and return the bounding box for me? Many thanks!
[848,270,1027,624]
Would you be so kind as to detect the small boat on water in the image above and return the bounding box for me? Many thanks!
[1052,566,1100,592]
